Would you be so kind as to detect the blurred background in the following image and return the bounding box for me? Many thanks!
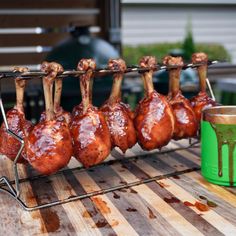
[0,0,236,123]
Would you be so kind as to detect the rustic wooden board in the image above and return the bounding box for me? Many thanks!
[0,52,48,66]
[0,0,99,70]
[0,0,97,9]
[0,14,97,29]
[1,140,236,235]
[0,33,69,47]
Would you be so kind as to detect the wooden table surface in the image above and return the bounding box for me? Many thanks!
[1,140,236,236]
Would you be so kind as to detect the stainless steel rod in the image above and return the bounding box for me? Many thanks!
[206,77,216,101]
[0,165,200,211]
[0,61,219,80]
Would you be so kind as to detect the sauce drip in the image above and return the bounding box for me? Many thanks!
[211,123,236,186]
[163,196,180,204]
[126,207,137,212]
[113,192,120,199]
[92,219,109,228]
[147,207,157,219]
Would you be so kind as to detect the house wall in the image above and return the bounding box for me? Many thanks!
[121,2,236,63]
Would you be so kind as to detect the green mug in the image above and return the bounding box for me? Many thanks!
[201,106,236,186]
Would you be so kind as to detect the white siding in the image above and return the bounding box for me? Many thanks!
[121,4,236,63]
[122,0,236,4]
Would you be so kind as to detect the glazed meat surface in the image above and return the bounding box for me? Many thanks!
[70,59,111,167]
[0,67,33,163]
[26,62,73,175]
[190,52,218,123]
[134,56,175,150]
[100,59,137,153]
[164,56,198,139]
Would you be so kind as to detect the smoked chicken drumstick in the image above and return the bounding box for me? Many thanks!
[100,59,137,153]
[0,67,33,163]
[25,62,73,175]
[164,56,198,139]
[134,56,175,150]
[190,52,217,123]
[71,59,111,167]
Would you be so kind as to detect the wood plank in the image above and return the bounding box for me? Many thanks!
[110,163,204,236]
[87,164,183,236]
[167,150,200,168]
[161,153,197,171]
[19,181,49,234]
[2,143,236,235]
[185,146,201,156]
[63,170,117,235]
[49,174,103,236]
[172,172,236,227]
[0,155,27,181]
[146,181,223,236]
[224,186,236,195]
[26,168,77,235]
[0,156,16,180]
[160,177,236,235]
[125,139,191,162]
[0,15,97,28]
[1,76,41,94]
[136,150,236,229]
[0,52,47,66]
[0,190,47,236]
[119,156,223,236]
[0,33,69,47]
[131,157,236,235]
[0,0,97,9]
[75,171,139,236]
[109,151,223,235]
[184,171,236,208]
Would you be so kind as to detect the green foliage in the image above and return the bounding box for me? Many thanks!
[195,43,231,62]
[182,20,195,61]
[123,43,231,65]
[123,43,182,65]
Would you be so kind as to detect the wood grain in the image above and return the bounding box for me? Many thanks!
[0,52,47,66]
[0,15,97,28]
[130,153,236,235]
[0,34,69,47]
[0,0,96,9]
[1,141,236,235]
[111,163,204,236]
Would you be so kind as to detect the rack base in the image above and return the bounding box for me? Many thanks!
[0,140,199,211]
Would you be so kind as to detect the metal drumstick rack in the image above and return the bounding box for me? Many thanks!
[0,61,217,211]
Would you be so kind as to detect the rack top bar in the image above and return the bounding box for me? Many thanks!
[0,60,219,80]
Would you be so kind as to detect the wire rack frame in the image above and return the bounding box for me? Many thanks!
[0,64,216,211]
[0,60,219,80]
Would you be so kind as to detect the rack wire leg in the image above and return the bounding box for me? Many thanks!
[0,80,24,197]
[206,78,216,101]
[0,176,17,197]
